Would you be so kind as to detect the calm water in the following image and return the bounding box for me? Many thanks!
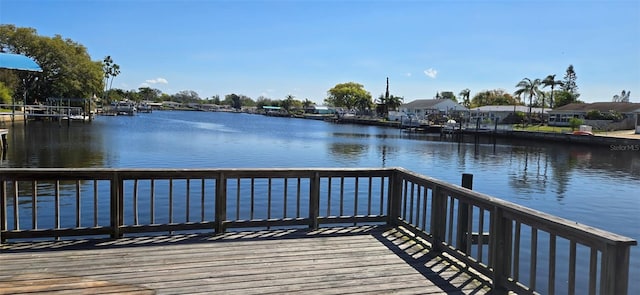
[2,111,639,292]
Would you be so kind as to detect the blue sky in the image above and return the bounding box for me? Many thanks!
[1,0,639,104]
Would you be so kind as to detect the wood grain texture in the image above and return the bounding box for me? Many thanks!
[1,226,491,294]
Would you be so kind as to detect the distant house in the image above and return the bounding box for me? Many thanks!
[162,101,182,109]
[183,103,220,111]
[399,99,467,118]
[548,102,640,130]
[305,105,335,115]
[140,100,163,110]
[470,105,548,123]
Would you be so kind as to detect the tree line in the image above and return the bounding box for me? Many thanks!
[0,25,102,104]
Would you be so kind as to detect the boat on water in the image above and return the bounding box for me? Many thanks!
[388,111,424,128]
[442,119,462,133]
[65,114,95,121]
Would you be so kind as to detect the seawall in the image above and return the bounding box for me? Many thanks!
[465,129,640,147]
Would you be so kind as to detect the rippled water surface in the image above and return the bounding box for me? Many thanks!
[2,110,639,292]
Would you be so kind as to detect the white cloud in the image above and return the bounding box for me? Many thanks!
[424,68,438,79]
[145,77,169,84]
[406,73,412,77]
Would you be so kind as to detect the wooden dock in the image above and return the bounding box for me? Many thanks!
[0,226,491,295]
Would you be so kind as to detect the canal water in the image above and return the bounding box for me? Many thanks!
[2,110,639,293]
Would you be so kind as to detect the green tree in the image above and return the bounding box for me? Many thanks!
[102,56,121,103]
[125,89,141,102]
[439,91,457,102]
[514,78,542,125]
[239,95,255,107]
[282,94,295,111]
[562,65,579,99]
[541,74,563,110]
[172,90,201,103]
[459,89,471,108]
[0,25,103,103]
[255,96,274,109]
[554,90,581,108]
[325,82,372,112]
[106,88,126,102]
[386,95,403,112]
[225,93,242,110]
[302,99,314,109]
[0,81,13,104]
[376,94,403,117]
[471,89,515,107]
[210,94,221,104]
[568,117,583,131]
[138,87,162,102]
[612,90,631,102]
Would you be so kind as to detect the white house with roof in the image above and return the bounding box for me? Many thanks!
[470,105,548,123]
[399,99,467,118]
[304,105,335,115]
[548,102,640,130]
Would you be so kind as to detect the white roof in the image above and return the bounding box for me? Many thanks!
[472,105,548,113]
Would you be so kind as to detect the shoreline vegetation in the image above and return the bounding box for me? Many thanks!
[1,107,639,147]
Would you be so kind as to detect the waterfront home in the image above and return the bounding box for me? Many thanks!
[304,105,335,115]
[399,99,467,119]
[548,102,640,130]
[470,105,547,124]
[140,100,163,110]
[162,101,183,109]
[184,103,220,111]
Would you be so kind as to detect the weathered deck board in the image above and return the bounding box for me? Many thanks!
[0,226,492,294]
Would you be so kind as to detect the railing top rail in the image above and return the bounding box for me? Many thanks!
[394,167,637,247]
[0,167,396,178]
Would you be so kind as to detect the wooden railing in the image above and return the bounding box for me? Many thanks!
[1,167,636,295]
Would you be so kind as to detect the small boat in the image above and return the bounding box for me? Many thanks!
[572,130,593,136]
[572,125,593,136]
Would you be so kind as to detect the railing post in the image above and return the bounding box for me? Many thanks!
[215,172,227,234]
[456,173,473,253]
[387,170,402,226]
[309,172,320,229]
[110,172,123,239]
[600,243,632,295]
[490,207,512,293]
[1,179,5,244]
[430,185,447,252]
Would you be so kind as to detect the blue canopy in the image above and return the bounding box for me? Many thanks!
[0,52,42,72]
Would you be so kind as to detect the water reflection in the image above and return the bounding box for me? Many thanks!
[3,122,106,168]
[328,142,368,163]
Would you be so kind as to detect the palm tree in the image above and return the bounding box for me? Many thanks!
[108,64,120,92]
[541,74,564,112]
[302,99,314,110]
[514,78,542,125]
[459,89,471,108]
[102,56,120,105]
[282,94,295,111]
[386,95,403,112]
